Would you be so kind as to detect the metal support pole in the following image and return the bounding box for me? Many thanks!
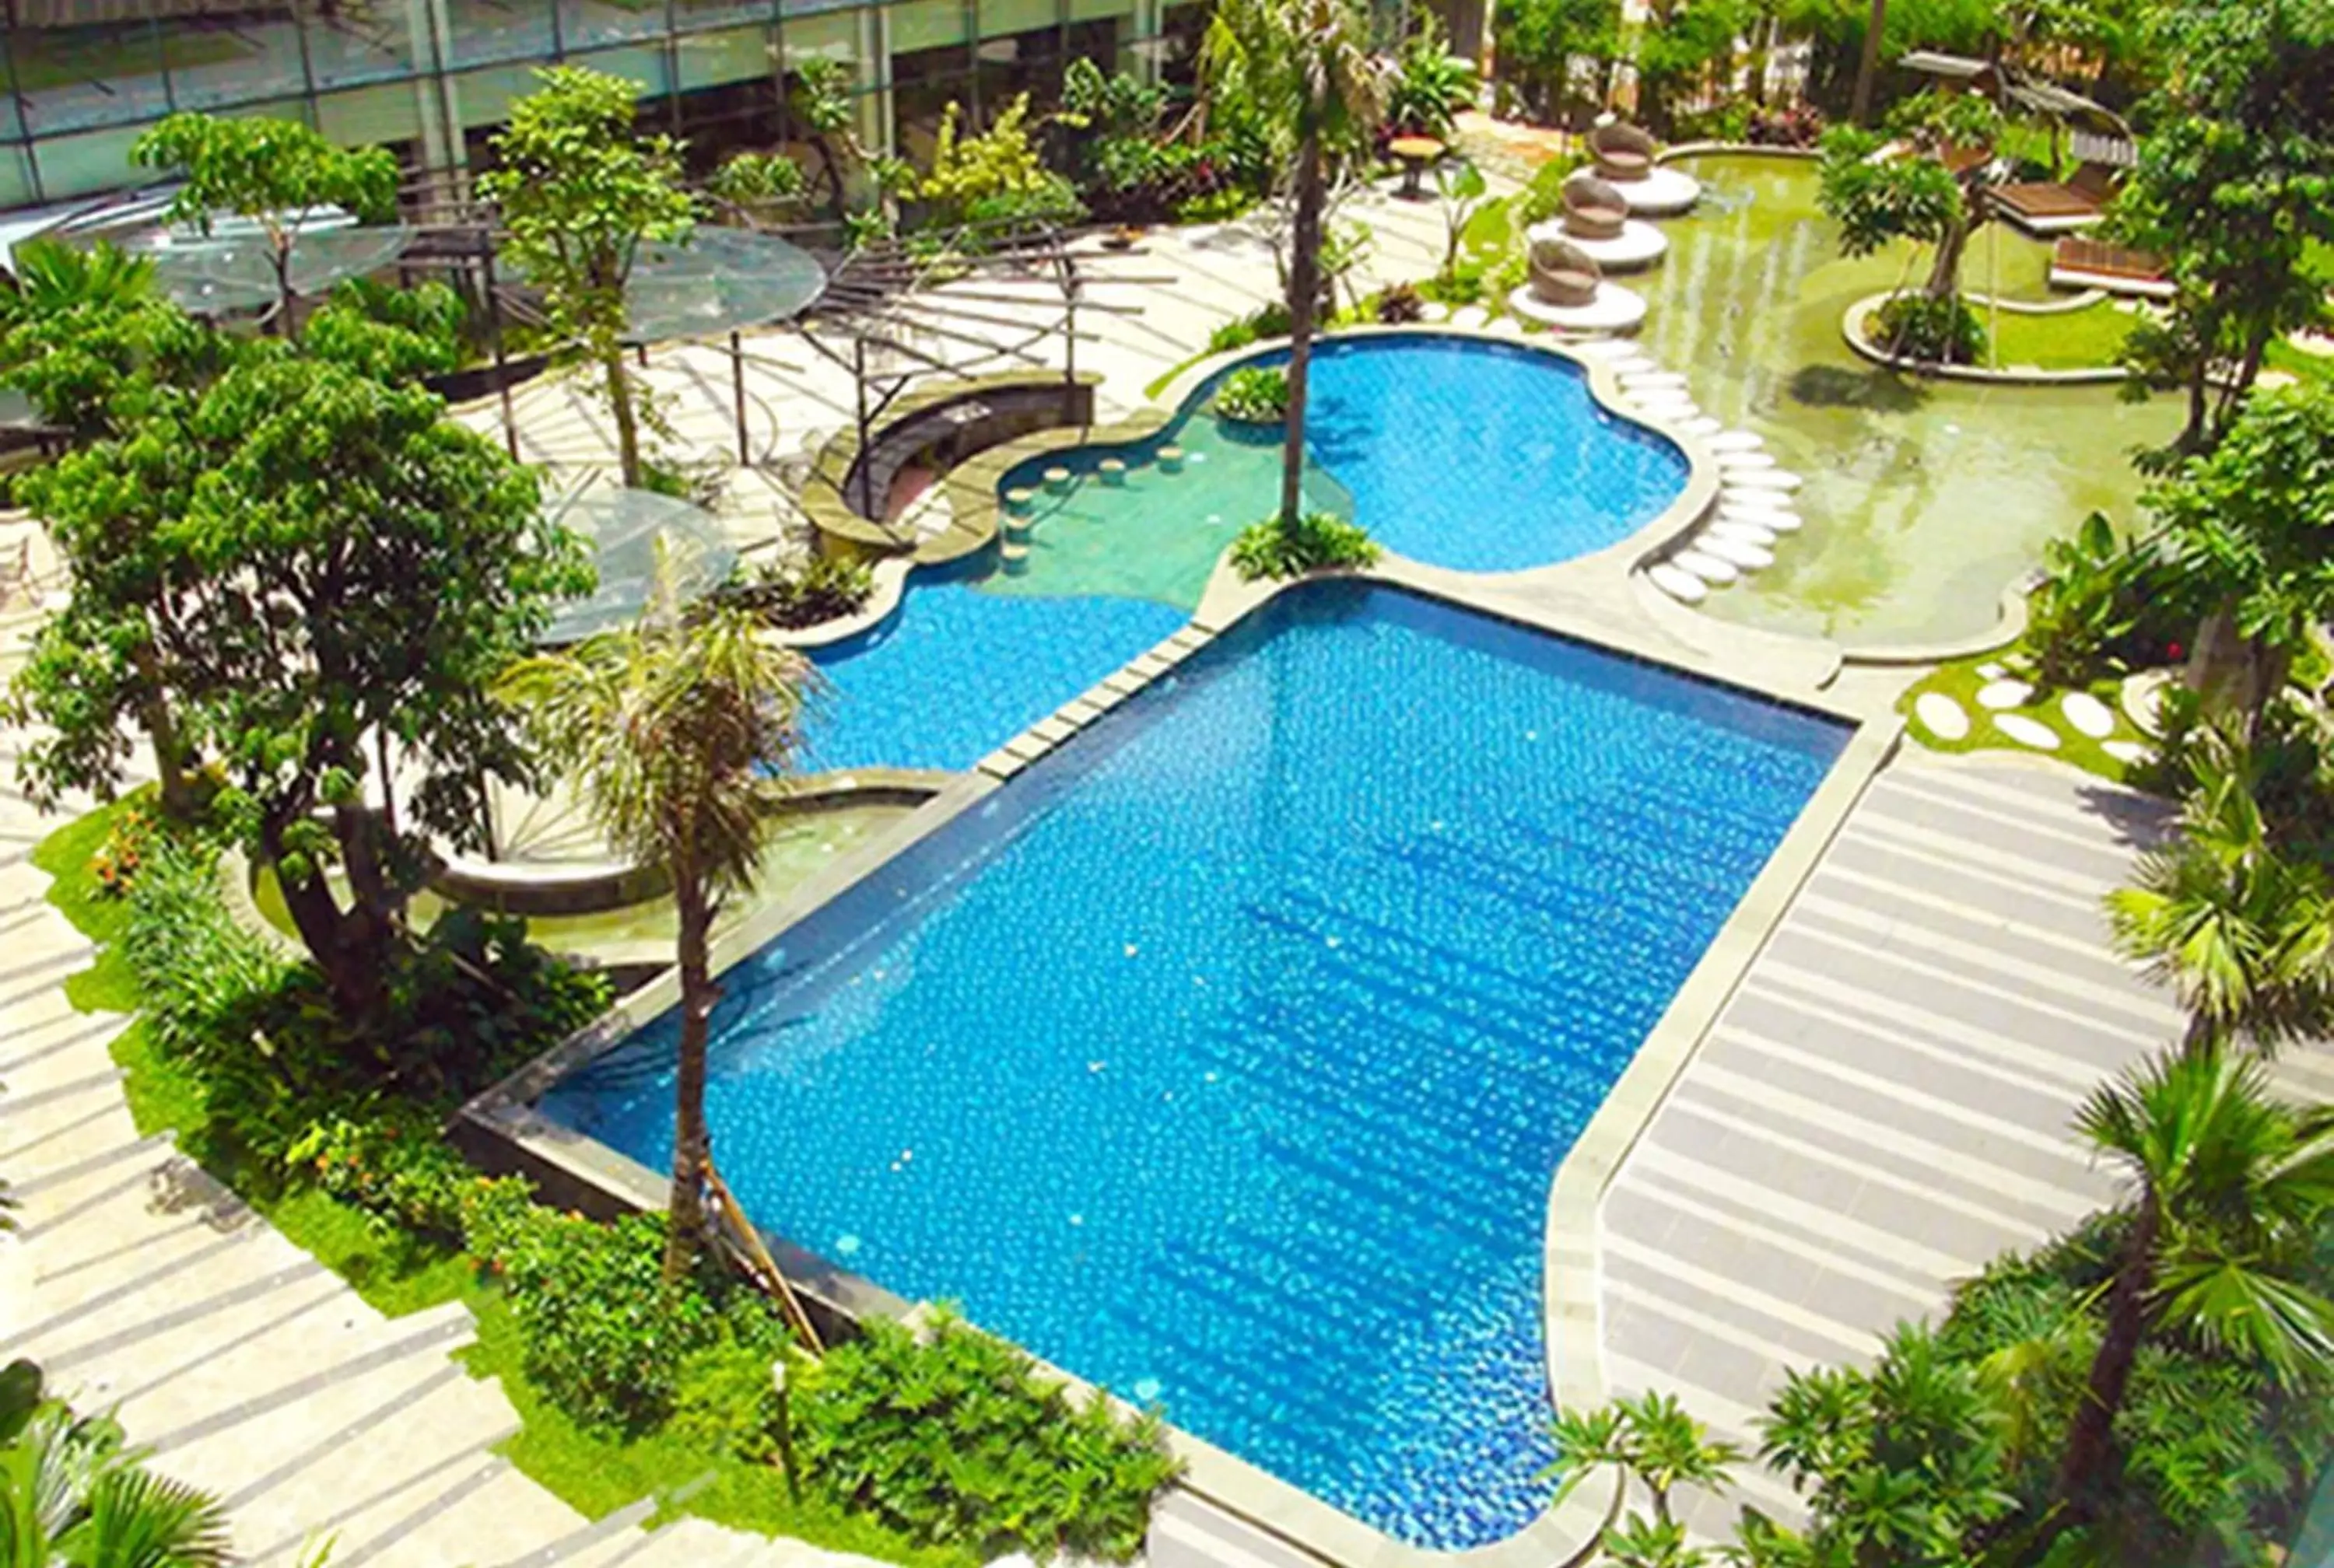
[731,329,751,464]
[480,245,521,461]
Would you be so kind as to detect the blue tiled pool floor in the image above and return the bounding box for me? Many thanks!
[546,583,1845,1548]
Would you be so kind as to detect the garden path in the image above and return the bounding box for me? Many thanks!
[1600,753,2334,1536]
[0,756,899,1567]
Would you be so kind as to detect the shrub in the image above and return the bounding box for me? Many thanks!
[1376,282,1426,324]
[1212,366,1289,423]
[1228,511,1380,580]
[89,801,157,898]
[671,1328,787,1459]
[1514,151,1590,226]
[792,1307,1179,1560]
[1672,100,1754,144]
[2023,510,2197,688]
[1873,291,1987,366]
[710,554,875,630]
[122,839,304,1083]
[287,1102,482,1241]
[461,1185,789,1435]
[1173,187,1259,225]
[1205,301,1292,356]
[1384,16,1478,139]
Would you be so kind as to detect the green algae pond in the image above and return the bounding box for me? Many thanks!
[1632,152,2182,650]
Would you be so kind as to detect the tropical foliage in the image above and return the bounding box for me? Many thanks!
[480,66,697,488]
[790,1307,1179,1561]
[1228,509,1380,579]
[1212,365,1291,422]
[0,1368,232,1568]
[500,558,822,1283]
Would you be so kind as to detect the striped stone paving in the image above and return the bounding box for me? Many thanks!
[1598,754,2334,1533]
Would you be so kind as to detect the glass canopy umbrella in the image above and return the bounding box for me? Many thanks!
[536,484,739,647]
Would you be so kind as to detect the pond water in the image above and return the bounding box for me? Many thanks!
[1636,154,2181,649]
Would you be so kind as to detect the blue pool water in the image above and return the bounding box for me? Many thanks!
[804,561,1184,773]
[1002,335,1691,581]
[545,583,1845,1546]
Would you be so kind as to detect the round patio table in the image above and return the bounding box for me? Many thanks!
[1390,135,1447,200]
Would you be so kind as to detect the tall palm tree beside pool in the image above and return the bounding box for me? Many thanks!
[2050,1047,2334,1526]
[1203,0,1386,527]
[499,551,823,1286]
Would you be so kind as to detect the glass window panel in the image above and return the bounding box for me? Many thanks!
[0,40,23,141]
[673,0,769,36]
[568,42,675,95]
[450,0,561,68]
[780,10,860,68]
[314,81,429,145]
[12,20,170,135]
[561,0,671,53]
[450,61,543,135]
[888,0,968,54]
[303,0,426,92]
[0,144,36,209]
[16,122,146,201]
[674,23,770,90]
[159,16,314,114]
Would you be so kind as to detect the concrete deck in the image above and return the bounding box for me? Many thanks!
[1599,754,2334,1534]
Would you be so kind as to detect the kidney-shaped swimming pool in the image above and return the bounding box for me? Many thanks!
[542,581,1845,1549]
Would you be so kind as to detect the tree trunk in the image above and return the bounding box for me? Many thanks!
[605,349,645,489]
[131,642,194,821]
[1281,131,1326,528]
[2053,1200,2157,1514]
[265,833,390,1021]
[1849,0,1887,125]
[1926,207,1976,299]
[662,859,717,1290]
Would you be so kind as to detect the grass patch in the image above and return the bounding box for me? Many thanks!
[464,1297,974,1564]
[1984,299,2135,371]
[30,794,142,1013]
[1141,347,1215,403]
[1899,651,2154,784]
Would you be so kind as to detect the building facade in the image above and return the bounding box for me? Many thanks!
[1,0,1209,211]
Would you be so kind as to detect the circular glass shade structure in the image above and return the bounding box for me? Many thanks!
[619,226,829,341]
[539,485,739,646]
[116,222,417,317]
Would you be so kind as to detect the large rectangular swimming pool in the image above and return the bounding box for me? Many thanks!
[540,581,1849,1549]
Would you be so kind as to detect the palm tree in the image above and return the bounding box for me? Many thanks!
[499,551,823,1286]
[1547,1392,1740,1566]
[2052,1047,2334,1518]
[1202,0,1386,527]
[2107,729,2334,1052]
[1,1403,231,1566]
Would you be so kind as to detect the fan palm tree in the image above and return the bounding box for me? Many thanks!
[1202,0,1386,527]
[2107,730,2334,1052]
[499,549,823,1286]
[0,1403,230,1567]
[2052,1047,2334,1518]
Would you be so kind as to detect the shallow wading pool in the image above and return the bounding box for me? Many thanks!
[541,582,1848,1547]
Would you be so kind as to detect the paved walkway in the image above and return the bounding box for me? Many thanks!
[0,756,888,1566]
[1598,754,2334,1533]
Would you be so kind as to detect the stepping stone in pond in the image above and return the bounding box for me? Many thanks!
[1453,305,1489,328]
[1420,302,1450,322]
[1607,356,1661,376]
[1724,507,1800,533]
[1568,338,1635,361]
[1993,712,2061,751]
[1680,416,1724,435]
[1708,430,1765,453]
[1673,548,1740,584]
[1708,519,1775,547]
[2104,739,2151,765]
[1698,533,1773,569]
[2061,690,2115,738]
[1977,660,2006,679]
[1727,469,1803,492]
[1648,562,1708,603]
[1915,691,1971,741]
[1621,371,1689,390]
[1635,400,1698,419]
[1717,451,1777,471]
[1976,678,2033,710]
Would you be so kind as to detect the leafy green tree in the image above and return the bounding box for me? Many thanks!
[1385,14,1480,138]
[1547,1391,1741,1566]
[130,112,400,335]
[707,149,810,226]
[480,66,697,490]
[788,56,866,220]
[1203,0,1386,527]
[0,240,233,442]
[0,1399,230,1567]
[1755,1322,2017,1566]
[2048,1047,2334,1528]
[296,275,467,383]
[2110,0,2334,458]
[2108,725,2334,1052]
[1491,0,1621,122]
[1816,104,1999,361]
[2140,383,2334,727]
[1636,0,1754,135]
[918,96,1084,235]
[500,555,821,1286]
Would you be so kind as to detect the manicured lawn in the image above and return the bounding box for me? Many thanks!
[1898,651,2154,783]
[1985,299,2135,371]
